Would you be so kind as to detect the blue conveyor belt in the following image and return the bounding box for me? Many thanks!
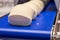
[0,2,56,40]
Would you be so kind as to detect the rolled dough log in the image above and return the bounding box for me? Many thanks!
[24,0,44,19]
[8,4,34,26]
[8,0,44,26]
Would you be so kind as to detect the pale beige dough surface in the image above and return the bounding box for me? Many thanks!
[8,0,44,26]
[9,4,34,26]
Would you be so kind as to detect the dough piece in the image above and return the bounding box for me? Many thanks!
[0,0,14,17]
[8,4,34,26]
[25,0,44,19]
[24,1,39,19]
[0,7,12,17]
[8,0,44,26]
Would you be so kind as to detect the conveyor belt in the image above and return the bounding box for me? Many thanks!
[0,2,56,40]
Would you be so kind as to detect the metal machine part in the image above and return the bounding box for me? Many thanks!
[14,0,50,5]
[54,0,60,11]
[52,0,60,40]
[52,12,60,40]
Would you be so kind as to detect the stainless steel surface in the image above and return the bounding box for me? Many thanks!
[54,0,60,11]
